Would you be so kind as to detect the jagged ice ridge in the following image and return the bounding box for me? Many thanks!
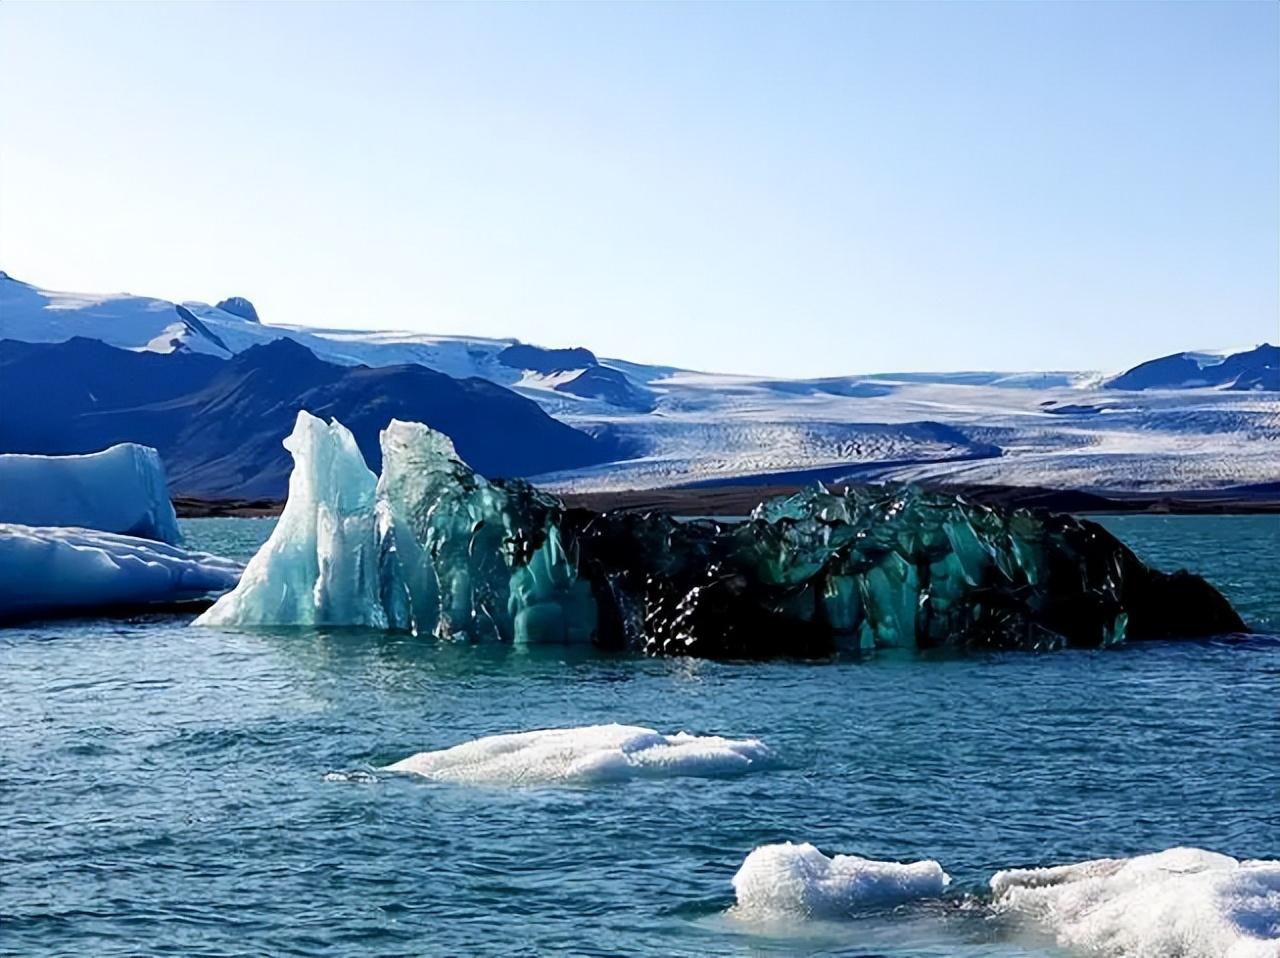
[195,411,1243,657]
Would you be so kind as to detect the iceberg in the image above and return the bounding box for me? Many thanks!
[0,524,242,623]
[0,444,182,544]
[384,723,776,785]
[991,847,1280,958]
[197,411,1246,656]
[731,842,950,919]
[194,414,385,628]
[726,842,1279,957]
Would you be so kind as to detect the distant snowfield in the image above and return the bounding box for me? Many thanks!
[535,375,1279,494]
[3,272,1276,494]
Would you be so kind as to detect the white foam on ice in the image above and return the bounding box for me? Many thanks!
[0,524,242,621]
[730,842,951,920]
[384,723,776,785]
[0,444,182,544]
[991,847,1280,958]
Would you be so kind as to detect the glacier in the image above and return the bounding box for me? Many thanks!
[0,524,241,622]
[6,271,1279,498]
[197,411,1245,655]
[0,444,182,544]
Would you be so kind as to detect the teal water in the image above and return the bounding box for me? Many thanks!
[1,514,1276,956]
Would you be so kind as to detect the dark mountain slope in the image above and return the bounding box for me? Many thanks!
[0,337,618,498]
[1106,344,1278,391]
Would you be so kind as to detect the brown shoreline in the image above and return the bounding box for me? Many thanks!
[174,482,1280,519]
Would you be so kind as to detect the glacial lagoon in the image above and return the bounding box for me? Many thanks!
[0,514,1276,956]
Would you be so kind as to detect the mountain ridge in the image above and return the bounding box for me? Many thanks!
[0,337,619,497]
[2,271,1276,497]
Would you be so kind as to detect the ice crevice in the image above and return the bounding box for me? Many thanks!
[196,411,1245,656]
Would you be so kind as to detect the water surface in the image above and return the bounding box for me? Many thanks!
[2,514,1276,956]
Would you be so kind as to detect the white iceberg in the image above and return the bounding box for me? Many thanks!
[0,524,242,622]
[383,723,776,785]
[0,444,182,544]
[730,842,951,920]
[991,846,1280,958]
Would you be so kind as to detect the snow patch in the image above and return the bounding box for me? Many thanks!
[731,842,951,919]
[384,723,776,785]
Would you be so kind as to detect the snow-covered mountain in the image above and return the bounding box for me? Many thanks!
[2,271,1276,496]
[0,337,619,498]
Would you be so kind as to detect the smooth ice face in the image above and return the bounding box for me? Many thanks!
[731,842,951,919]
[196,412,383,628]
[0,524,241,622]
[0,444,182,544]
[991,847,1280,958]
[197,412,1245,656]
[383,723,776,785]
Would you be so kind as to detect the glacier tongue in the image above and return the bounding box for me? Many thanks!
[196,411,1245,657]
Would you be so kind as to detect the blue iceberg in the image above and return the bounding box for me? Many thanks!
[197,412,1244,656]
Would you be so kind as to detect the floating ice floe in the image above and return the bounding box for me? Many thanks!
[727,842,1280,958]
[991,846,1280,958]
[0,524,242,622]
[197,410,1246,656]
[383,723,776,785]
[730,842,950,919]
[0,444,182,544]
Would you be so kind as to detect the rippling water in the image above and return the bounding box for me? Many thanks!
[1,515,1277,956]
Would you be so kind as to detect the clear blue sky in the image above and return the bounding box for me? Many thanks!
[1,2,1276,376]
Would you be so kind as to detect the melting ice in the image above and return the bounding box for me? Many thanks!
[991,847,1280,958]
[731,842,951,918]
[197,411,1245,657]
[383,724,776,785]
[729,844,1280,958]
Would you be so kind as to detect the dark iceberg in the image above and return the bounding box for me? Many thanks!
[198,414,1245,656]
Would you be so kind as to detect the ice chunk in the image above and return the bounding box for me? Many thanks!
[195,412,383,628]
[0,524,241,622]
[731,842,950,919]
[198,413,1246,656]
[383,723,775,785]
[0,444,181,544]
[375,418,560,641]
[991,847,1280,958]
